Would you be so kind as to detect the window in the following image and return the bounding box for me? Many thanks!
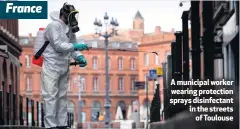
[28,100,32,107]
[68,76,73,91]
[132,100,139,112]
[25,55,31,68]
[92,57,98,69]
[26,74,32,91]
[82,112,86,123]
[93,77,98,92]
[68,80,72,91]
[130,58,136,70]
[118,57,123,70]
[155,54,159,65]
[144,53,149,66]
[118,77,124,91]
[81,77,86,91]
[131,77,137,91]
[81,100,86,107]
[91,100,101,121]
[116,101,127,119]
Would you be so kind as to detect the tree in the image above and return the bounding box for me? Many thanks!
[150,84,161,123]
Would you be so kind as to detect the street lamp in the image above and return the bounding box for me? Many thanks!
[94,12,119,129]
[74,76,85,128]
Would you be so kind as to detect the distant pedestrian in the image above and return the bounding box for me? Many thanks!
[98,113,104,121]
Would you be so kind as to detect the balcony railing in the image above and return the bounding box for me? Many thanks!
[67,91,138,97]
[0,91,74,129]
[0,91,44,127]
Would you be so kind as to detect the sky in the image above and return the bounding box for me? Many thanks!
[19,0,191,37]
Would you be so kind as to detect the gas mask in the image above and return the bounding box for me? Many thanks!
[60,3,80,33]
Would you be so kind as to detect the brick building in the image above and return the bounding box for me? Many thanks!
[19,11,175,126]
[0,19,22,125]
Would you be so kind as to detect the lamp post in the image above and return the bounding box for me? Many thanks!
[74,76,85,128]
[93,12,119,129]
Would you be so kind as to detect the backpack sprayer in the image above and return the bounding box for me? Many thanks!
[32,28,91,67]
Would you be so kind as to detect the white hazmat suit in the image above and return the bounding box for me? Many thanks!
[41,11,82,128]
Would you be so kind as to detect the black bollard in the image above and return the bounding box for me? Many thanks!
[41,103,44,127]
[32,99,35,126]
[181,11,190,99]
[6,92,9,125]
[37,101,39,127]
[0,90,2,125]
[67,112,70,127]
[175,32,186,112]
[13,93,16,125]
[71,113,73,127]
[171,42,176,80]
[191,1,201,81]
[26,98,29,126]
[174,32,183,83]
[202,1,214,100]
[20,96,24,125]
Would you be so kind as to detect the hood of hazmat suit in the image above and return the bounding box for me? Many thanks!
[41,10,82,128]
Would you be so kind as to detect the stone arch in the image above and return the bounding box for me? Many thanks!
[131,100,139,112]
[68,100,75,113]
[67,100,75,128]
[91,100,101,121]
[117,101,126,119]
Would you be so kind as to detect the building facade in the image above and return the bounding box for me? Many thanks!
[0,19,22,125]
[19,11,175,126]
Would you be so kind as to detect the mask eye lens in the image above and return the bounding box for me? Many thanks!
[68,12,79,24]
[75,13,79,21]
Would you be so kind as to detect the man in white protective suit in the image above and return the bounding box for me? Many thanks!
[41,2,89,129]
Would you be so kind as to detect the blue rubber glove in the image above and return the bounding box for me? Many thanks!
[72,43,89,51]
[75,55,87,67]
